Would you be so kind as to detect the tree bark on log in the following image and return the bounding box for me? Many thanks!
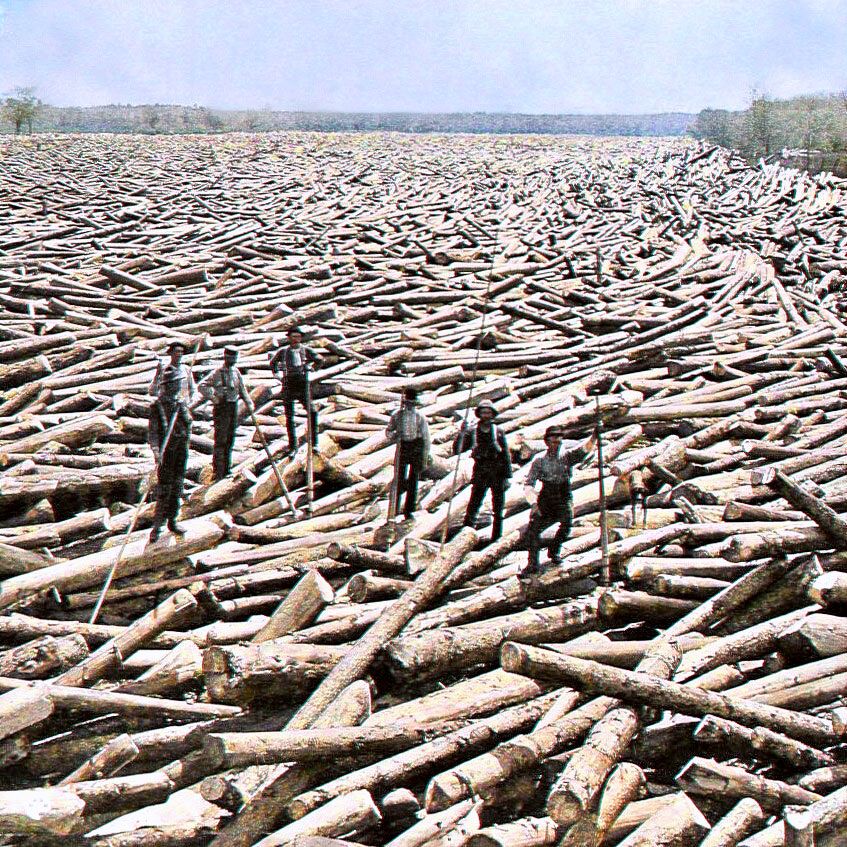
[676,756,821,811]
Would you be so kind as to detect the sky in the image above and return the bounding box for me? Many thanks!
[0,0,844,114]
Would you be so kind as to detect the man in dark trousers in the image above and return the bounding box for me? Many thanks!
[269,327,320,455]
[194,346,255,481]
[147,341,195,542]
[385,387,431,519]
[453,399,512,541]
[523,424,597,575]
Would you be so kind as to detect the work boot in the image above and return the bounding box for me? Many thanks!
[167,519,186,535]
[149,524,162,543]
[548,547,563,565]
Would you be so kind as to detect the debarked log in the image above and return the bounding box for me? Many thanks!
[251,570,334,643]
[737,785,847,846]
[423,688,600,811]
[203,722,452,768]
[253,789,381,847]
[0,513,230,609]
[500,644,840,746]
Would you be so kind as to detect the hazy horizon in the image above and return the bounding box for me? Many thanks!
[0,0,845,114]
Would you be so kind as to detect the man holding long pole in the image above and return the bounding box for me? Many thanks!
[193,346,254,481]
[147,341,195,542]
[270,326,320,457]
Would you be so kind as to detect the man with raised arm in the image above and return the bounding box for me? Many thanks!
[523,424,596,575]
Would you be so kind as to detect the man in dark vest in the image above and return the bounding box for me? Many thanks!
[147,341,195,542]
[269,327,320,455]
[385,387,431,519]
[194,346,255,481]
[453,399,512,542]
[522,424,597,575]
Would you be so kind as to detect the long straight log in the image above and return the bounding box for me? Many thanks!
[759,466,847,547]
[0,514,229,609]
[546,641,681,826]
[500,644,840,746]
[676,756,821,811]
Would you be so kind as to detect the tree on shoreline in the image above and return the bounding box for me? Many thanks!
[3,86,43,133]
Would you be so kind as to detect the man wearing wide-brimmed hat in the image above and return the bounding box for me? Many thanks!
[523,423,596,575]
[147,341,196,541]
[453,399,512,541]
[385,387,431,519]
[194,346,255,481]
[269,326,321,455]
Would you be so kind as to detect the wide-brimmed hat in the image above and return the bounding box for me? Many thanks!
[286,326,304,337]
[474,399,497,418]
[402,387,420,403]
[166,340,186,353]
[544,425,565,440]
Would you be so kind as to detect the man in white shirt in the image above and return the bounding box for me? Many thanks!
[194,346,255,481]
[385,387,431,519]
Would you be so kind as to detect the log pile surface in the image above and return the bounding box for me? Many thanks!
[0,131,845,845]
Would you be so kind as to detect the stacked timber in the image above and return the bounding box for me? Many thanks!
[0,131,844,845]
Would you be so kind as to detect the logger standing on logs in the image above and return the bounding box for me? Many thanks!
[193,346,255,481]
[385,387,431,520]
[522,424,597,576]
[453,399,512,542]
[270,327,320,457]
[147,341,196,541]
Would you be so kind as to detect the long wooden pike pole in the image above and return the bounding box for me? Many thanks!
[305,375,315,517]
[439,220,504,549]
[89,335,206,625]
[248,405,301,519]
[595,395,611,585]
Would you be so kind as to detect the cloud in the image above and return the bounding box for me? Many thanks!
[0,0,844,112]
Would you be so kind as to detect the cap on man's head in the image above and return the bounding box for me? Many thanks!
[544,425,565,440]
[475,399,497,418]
[167,340,186,353]
[224,346,238,357]
[287,326,304,337]
[402,387,419,402]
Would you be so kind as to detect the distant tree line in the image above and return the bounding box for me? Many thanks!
[1,97,695,137]
[691,92,847,175]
